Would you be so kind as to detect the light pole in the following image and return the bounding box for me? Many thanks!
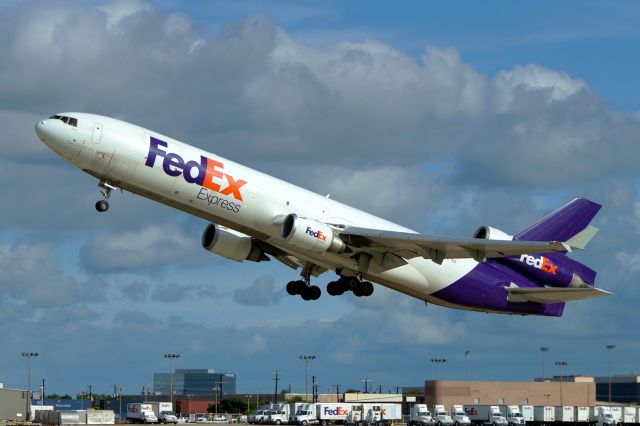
[361,379,371,393]
[21,352,39,420]
[299,355,316,402]
[164,353,181,409]
[188,394,193,415]
[431,357,447,381]
[555,361,567,405]
[540,347,549,380]
[606,344,616,406]
[245,395,251,413]
[213,386,220,417]
[464,351,470,381]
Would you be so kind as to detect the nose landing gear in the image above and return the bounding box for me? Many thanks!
[95,180,118,212]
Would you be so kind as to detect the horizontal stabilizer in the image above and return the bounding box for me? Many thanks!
[507,286,613,304]
[566,225,599,250]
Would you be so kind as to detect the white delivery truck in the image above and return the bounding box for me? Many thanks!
[520,406,534,425]
[463,405,508,426]
[434,405,454,426]
[410,404,435,426]
[506,406,524,426]
[623,406,638,425]
[266,403,291,425]
[610,407,623,424]
[128,403,159,424]
[290,403,316,425]
[345,404,401,426]
[554,406,574,423]
[590,406,615,426]
[150,402,178,424]
[249,405,273,424]
[575,406,590,424]
[533,406,555,424]
[451,405,470,426]
[317,403,352,425]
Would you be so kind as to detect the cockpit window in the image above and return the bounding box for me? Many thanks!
[48,115,77,127]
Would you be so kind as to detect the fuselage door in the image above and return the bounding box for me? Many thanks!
[91,123,103,144]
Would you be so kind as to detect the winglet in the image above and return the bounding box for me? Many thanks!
[566,225,599,250]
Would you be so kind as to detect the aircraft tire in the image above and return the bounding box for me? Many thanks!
[361,281,374,296]
[309,285,321,300]
[301,287,313,301]
[327,281,344,296]
[95,200,109,212]
[286,281,301,295]
[353,286,364,297]
[346,276,359,290]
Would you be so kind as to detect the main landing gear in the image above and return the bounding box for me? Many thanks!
[95,180,117,212]
[327,275,374,297]
[286,280,321,301]
[286,274,375,301]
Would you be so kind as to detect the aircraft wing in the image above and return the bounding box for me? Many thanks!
[339,227,572,264]
[507,287,613,304]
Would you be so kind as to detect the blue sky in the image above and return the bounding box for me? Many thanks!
[0,0,639,398]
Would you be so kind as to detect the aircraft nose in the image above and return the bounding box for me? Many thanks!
[35,118,51,142]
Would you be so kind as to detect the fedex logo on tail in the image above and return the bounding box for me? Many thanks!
[145,138,247,202]
[519,254,558,275]
[306,226,328,241]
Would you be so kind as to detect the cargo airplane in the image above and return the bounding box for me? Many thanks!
[35,113,612,316]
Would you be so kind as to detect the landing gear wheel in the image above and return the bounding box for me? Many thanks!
[353,285,365,297]
[346,276,359,290]
[286,280,302,295]
[95,200,109,212]
[308,285,321,300]
[361,281,374,296]
[327,281,345,296]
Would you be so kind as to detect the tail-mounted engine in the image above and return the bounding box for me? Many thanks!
[280,214,346,254]
[473,225,514,241]
[202,223,268,262]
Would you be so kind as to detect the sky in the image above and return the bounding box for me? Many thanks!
[1,0,639,398]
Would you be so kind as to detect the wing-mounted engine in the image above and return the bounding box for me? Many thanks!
[473,225,514,241]
[280,214,346,254]
[202,223,269,262]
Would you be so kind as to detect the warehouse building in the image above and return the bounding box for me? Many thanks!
[0,386,28,421]
[153,369,236,397]
[425,379,596,407]
[595,374,640,404]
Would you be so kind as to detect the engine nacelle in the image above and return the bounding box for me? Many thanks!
[201,223,267,262]
[280,214,345,254]
[473,225,513,241]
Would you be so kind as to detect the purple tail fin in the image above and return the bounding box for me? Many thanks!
[514,198,601,242]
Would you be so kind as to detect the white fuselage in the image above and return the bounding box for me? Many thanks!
[35,113,479,307]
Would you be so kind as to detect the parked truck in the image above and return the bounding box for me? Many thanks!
[575,406,591,424]
[622,406,638,425]
[290,403,317,425]
[464,405,508,426]
[506,406,525,426]
[249,405,274,424]
[127,403,159,424]
[451,405,470,426]
[590,406,615,426]
[266,403,292,425]
[316,403,353,425]
[410,404,435,426]
[434,405,454,426]
[345,404,401,426]
[533,406,554,424]
[149,402,178,424]
[554,406,575,423]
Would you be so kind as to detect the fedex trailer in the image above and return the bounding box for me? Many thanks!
[554,406,574,423]
[317,403,352,425]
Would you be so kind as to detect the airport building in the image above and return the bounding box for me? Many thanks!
[595,374,640,404]
[424,379,597,407]
[153,369,236,396]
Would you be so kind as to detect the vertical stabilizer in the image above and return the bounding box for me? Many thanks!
[514,198,601,242]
